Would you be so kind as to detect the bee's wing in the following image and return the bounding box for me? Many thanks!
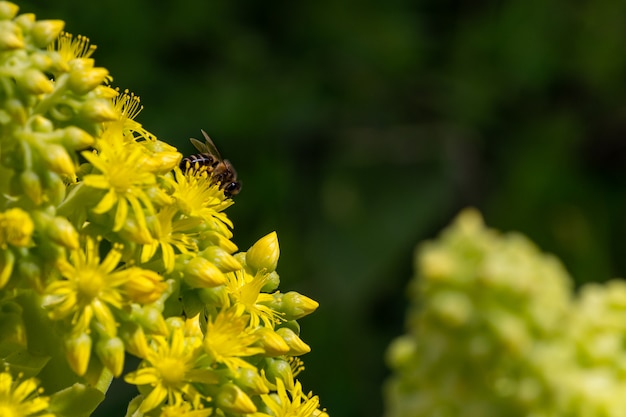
[189,137,209,154]
[190,129,222,160]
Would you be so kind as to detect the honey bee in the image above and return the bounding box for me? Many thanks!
[180,130,241,197]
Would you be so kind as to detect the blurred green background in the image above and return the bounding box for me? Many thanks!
[18,1,626,416]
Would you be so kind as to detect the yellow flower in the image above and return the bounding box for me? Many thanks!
[226,270,283,328]
[159,398,212,417]
[255,379,320,417]
[49,31,96,61]
[202,309,263,371]
[43,237,127,336]
[111,89,155,141]
[125,325,218,412]
[0,208,34,248]
[0,372,54,417]
[81,123,156,234]
[167,167,233,237]
[141,204,199,273]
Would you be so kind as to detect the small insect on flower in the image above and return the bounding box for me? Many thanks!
[181,130,241,197]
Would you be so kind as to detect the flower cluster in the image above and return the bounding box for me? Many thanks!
[0,3,326,416]
[385,209,626,417]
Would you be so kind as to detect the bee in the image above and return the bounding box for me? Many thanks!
[180,130,241,197]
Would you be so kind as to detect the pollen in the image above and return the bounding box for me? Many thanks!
[156,357,187,386]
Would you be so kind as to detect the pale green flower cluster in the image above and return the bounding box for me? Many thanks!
[385,209,626,417]
[0,3,325,417]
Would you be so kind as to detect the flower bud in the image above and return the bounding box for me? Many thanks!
[0,21,23,50]
[119,323,150,358]
[246,232,279,272]
[184,256,227,288]
[40,143,76,177]
[96,336,125,377]
[13,12,33,30]
[197,286,228,307]
[234,368,269,395]
[69,66,110,94]
[255,326,289,356]
[0,2,19,20]
[201,231,238,254]
[41,170,66,205]
[65,332,92,376]
[123,267,167,304]
[140,140,181,173]
[215,384,257,414]
[30,115,54,132]
[132,305,168,336]
[47,215,79,249]
[261,271,280,293]
[263,358,294,390]
[282,291,319,320]
[17,68,54,94]
[62,126,94,150]
[275,327,311,356]
[79,98,118,122]
[200,245,242,273]
[31,19,64,48]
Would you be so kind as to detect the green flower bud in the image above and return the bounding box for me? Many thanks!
[30,115,54,132]
[264,291,318,321]
[132,305,168,336]
[234,368,270,395]
[96,336,125,377]
[62,126,94,150]
[119,323,149,358]
[79,98,118,122]
[184,256,227,288]
[31,19,64,48]
[263,358,294,389]
[47,215,79,249]
[0,2,19,20]
[197,286,228,307]
[41,170,66,205]
[19,171,43,205]
[17,68,54,94]
[255,326,289,356]
[215,383,257,414]
[69,65,110,94]
[13,12,33,30]
[200,245,242,273]
[282,291,319,320]
[246,231,279,272]
[275,327,310,356]
[0,21,23,50]
[40,143,75,177]
[261,271,280,293]
[65,332,92,376]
